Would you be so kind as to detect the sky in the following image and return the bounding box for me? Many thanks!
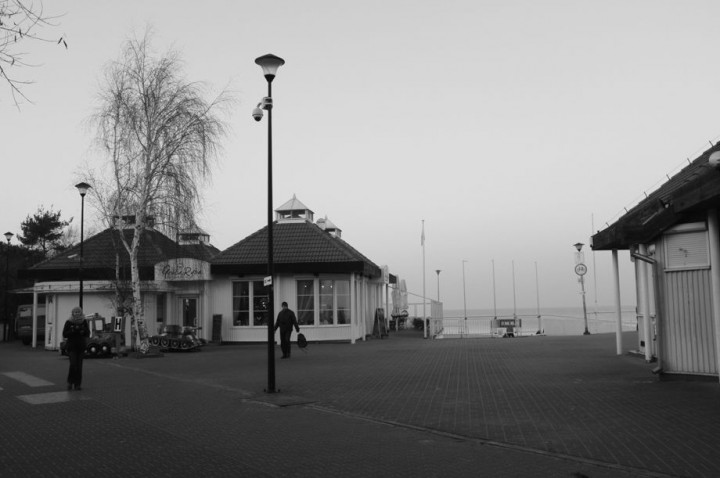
[3,0,720,312]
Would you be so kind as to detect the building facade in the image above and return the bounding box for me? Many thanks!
[21,197,389,349]
[592,144,720,379]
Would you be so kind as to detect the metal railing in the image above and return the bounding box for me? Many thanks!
[428,316,527,339]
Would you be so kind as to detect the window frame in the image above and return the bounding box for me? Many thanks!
[232,279,269,327]
[297,276,351,326]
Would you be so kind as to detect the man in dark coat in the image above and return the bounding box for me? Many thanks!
[274,301,299,359]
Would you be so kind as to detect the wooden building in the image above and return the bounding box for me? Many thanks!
[592,144,720,379]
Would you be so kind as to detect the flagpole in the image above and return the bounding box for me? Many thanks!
[422,219,427,339]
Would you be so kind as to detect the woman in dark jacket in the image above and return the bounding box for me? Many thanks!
[63,306,90,390]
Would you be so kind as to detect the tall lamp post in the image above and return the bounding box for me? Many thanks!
[435,269,441,302]
[3,232,13,342]
[76,182,91,308]
[254,53,285,394]
[462,260,468,320]
[573,242,590,335]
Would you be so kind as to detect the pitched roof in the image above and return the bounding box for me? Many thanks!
[211,221,381,277]
[276,195,312,213]
[592,143,720,250]
[22,228,220,281]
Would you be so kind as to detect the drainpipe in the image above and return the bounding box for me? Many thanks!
[637,244,654,362]
[707,209,720,383]
[612,250,623,355]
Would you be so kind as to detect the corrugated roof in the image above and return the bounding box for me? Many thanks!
[592,144,720,250]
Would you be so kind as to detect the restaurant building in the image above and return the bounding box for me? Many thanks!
[21,197,388,349]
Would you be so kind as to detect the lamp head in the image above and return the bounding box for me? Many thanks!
[255,54,285,81]
[75,182,91,197]
[573,242,584,252]
[4,231,13,243]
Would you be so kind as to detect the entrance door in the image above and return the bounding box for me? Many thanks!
[180,297,198,328]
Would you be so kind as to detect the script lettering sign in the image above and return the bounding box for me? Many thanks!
[155,258,211,281]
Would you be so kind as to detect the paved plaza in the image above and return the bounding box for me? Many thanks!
[1,329,718,477]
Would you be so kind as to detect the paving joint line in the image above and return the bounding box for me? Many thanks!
[304,403,681,478]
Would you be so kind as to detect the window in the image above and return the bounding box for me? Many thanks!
[319,280,334,324]
[308,279,351,325]
[297,280,315,325]
[253,281,269,326]
[664,223,709,270]
[233,281,268,326]
[336,280,350,324]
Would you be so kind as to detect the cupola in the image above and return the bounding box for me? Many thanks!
[178,226,210,245]
[276,195,314,223]
[317,215,342,238]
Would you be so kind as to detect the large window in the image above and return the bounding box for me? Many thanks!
[297,280,315,325]
[304,279,351,325]
[336,280,350,324]
[233,281,268,326]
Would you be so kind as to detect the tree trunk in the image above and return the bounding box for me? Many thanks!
[131,225,150,353]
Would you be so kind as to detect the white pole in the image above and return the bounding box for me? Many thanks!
[612,249,623,355]
[706,210,720,382]
[492,259,497,319]
[638,244,653,362]
[462,260,468,320]
[592,214,599,316]
[512,260,517,319]
[350,274,356,344]
[535,261,542,334]
[422,220,426,339]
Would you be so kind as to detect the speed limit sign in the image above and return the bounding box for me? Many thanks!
[575,263,587,276]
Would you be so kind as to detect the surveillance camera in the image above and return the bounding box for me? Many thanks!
[252,107,263,122]
[709,151,720,169]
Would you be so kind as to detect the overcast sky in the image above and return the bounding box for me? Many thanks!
[3,0,720,312]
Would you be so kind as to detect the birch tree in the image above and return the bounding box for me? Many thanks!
[86,32,229,353]
[1,0,65,105]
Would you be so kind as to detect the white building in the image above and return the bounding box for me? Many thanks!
[22,197,389,349]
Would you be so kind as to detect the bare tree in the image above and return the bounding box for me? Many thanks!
[85,31,230,353]
[0,0,65,105]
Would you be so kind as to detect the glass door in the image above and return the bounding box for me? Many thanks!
[180,297,198,328]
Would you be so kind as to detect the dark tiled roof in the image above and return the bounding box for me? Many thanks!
[592,144,720,250]
[212,221,381,277]
[22,228,220,280]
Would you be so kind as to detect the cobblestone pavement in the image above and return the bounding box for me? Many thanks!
[1,330,718,477]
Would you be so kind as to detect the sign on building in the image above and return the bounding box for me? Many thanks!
[155,258,211,281]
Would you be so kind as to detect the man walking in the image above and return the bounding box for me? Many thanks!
[274,301,300,359]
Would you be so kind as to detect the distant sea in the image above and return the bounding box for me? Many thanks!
[437,306,638,336]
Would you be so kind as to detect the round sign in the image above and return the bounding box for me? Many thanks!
[575,263,587,276]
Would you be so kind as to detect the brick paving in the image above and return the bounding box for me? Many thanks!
[1,330,718,477]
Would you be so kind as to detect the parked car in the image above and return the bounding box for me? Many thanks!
[16,304,47,345]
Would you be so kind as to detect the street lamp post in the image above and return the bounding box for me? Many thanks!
[462,260,468,320]
[3,232,13,342]
[254,53,285,394]
[435,269,441,302]
[573,242,590,335]
[75,182,91,309]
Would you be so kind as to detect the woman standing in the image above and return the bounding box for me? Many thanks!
[63,307,90,391]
